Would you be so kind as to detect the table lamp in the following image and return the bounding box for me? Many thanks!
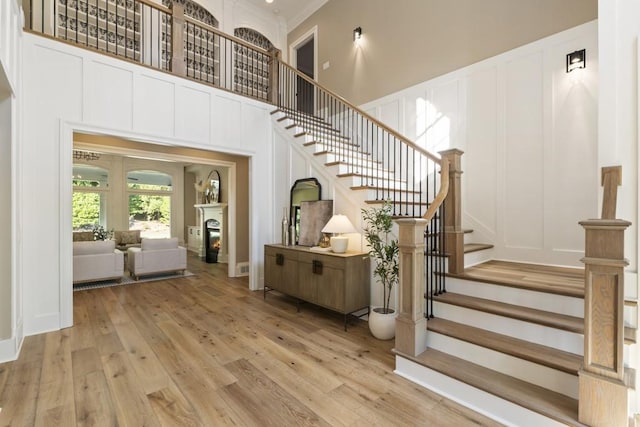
[321,214,357,253]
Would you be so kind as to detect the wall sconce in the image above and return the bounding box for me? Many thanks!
[566,49,586,73]
[353,27,362,42]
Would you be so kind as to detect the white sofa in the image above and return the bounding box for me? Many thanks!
[73,240,124,284]
[127,237,187,280]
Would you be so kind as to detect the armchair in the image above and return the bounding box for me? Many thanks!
[127,237,187,280]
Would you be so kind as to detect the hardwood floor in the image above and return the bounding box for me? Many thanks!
[0,255,502,426]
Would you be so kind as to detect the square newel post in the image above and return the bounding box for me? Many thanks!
[171,4,186,76]
[439,149,464,274]
[578,218,631,427]
[268,48,281,104]
[395,218,429,357]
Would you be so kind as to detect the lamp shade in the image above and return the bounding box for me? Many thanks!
[322,214,356,253]
[322,215,357,234]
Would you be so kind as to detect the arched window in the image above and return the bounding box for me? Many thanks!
[127,170,173,238]
[162,0,218,27]
[72,164,109,230]
[233,28,274,99]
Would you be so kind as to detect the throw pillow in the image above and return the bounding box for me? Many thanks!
[121,231,140,245]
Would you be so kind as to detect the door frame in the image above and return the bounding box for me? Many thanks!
[289,25,318,81]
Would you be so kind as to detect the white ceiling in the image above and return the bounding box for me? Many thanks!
[240,0,328,31]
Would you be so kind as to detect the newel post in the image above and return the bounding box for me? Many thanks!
[395,218,429,357]
[439,149,464,274]
[171,4,186,76]
[268,48,281,104]
[578,165,631,427]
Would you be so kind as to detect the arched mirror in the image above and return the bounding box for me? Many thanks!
[290,178,321,245]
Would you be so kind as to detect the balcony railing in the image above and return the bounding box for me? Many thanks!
[25,0,275,102]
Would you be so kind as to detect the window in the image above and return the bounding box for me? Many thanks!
[72,164,108,231]
[127,170,172,238]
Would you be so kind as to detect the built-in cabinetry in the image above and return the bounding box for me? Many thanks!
[186,225,201,253]
[264,244,370,330]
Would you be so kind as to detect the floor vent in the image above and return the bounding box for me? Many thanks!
[236,262,250,276]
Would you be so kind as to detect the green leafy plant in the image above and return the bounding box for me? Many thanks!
[362,200,399,314]
[92,225,114,241]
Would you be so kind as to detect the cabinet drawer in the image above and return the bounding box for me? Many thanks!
[298,251,345,270]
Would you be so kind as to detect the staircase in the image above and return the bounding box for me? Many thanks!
[270,66,636,425]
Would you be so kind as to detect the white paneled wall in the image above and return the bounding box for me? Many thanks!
[21,33,275,337]
[360,21,599,267]
[0,0,22,363]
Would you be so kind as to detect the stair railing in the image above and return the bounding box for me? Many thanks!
[273,60,445,219]
[24,0,274,102]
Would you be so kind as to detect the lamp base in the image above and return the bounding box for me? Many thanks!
[330,236,349,253]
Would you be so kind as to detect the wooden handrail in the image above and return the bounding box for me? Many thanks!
[422,158,449,221]
[276,60,442,165]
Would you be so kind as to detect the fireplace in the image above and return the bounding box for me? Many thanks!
[204,218,221,263]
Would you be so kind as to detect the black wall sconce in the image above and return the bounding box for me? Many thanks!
[566,49,586,73]
[353,27,362,42]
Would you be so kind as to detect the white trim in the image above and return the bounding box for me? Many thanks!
[0,335,18,363]
[60,120,243,326]
[289,25,318,81]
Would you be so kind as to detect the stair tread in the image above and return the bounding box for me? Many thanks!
[350,185,420,194]
[427,318,582,375]
[450,260,584,298]
[464,243,493,253]
[395,348,584,427]
[433,292,584,333]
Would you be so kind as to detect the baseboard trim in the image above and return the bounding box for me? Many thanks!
[0,335,19,363]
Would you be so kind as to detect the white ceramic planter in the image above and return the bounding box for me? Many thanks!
[368,307,397,340]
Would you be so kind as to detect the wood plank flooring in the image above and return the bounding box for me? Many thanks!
[0,255,501,426]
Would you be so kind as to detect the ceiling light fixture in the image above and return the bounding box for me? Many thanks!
[265,0,274,3]
[73,150,101,161]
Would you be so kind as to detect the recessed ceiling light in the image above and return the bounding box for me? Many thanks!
[265,0,274,3]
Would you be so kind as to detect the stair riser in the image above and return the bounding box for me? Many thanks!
[319,153,380,168]
[464,246,495,267]
[432,301,584,355]
[426,332,579,399]
[445,276,584,317]
[328,164,395,179]
[395,357,569,427]
[339,176,408,190]
[359,190,425,203]
[306,142,364,156]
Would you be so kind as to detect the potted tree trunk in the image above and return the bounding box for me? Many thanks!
[362,201,399,340]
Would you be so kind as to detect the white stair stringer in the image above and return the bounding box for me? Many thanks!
[445,276,584,317]
[394,356,569,427]
[425,331,579,399]
[432,301,584,355]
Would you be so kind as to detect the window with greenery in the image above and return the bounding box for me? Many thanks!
[72,164,108,230]
[127,170,172,238]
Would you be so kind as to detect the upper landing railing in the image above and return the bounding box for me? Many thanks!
[25,0,449,221]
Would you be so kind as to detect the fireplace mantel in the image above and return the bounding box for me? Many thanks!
[194,203,228,261]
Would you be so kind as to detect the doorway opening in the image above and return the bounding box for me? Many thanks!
[290,26,317,115]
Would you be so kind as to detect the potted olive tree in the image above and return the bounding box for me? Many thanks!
[362,200,399,340]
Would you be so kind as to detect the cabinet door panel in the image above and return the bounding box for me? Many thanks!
[297,261,318,302]
[316,267,345,311]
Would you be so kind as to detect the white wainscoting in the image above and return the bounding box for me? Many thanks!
[360,21,599,267]
[21,33,275,336]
